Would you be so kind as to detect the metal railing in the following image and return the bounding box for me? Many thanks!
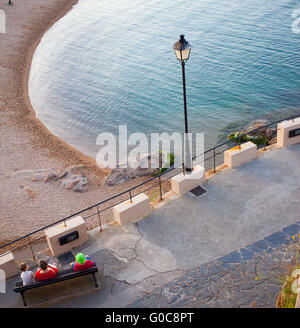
[0,113,299,260]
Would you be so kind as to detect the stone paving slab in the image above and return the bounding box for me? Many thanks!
[128,221,300,308]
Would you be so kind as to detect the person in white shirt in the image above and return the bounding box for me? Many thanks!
[19,262,35,285]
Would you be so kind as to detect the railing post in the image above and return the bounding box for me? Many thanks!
[97,205,103,233]
[28,236,36,261]
[213,149,216,173]
[159,176,163,201]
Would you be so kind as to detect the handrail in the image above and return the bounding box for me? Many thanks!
[0,112,299,255]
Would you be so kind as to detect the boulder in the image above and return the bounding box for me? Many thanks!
[105,168,136,186]
[60,174,88,192]
[127,151,165,169]
[11,166,88,192]
[228,119,277,146]
[105,152,166,186]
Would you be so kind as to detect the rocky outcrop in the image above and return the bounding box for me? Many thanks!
[105,151,166,186]
[11,165,88,192]
[105,168,157,186]
[228,120,277,146]
[60,174,88,192]
[244,120,277,142]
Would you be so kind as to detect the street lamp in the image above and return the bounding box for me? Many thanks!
[173,34,192,173]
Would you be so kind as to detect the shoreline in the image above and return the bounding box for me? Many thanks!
[20,0,105,178]
[0,0,150,243]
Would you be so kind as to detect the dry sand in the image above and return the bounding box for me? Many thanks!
[0,0,152,244]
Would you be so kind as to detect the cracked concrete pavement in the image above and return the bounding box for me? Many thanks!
[76,223,180,285]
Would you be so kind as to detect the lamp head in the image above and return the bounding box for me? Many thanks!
[173,35,191,62]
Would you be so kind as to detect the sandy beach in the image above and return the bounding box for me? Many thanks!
[0,0,152,244]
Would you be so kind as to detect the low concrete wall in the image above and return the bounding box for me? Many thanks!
[45,216,89,257]
[277,118,300,147]
[113,193,152,225]
[224,142,257,169]
[171,165,206,195]
[0,252,18,279]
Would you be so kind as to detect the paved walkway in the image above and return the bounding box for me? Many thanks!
[138,144,300,271]
[2,145,300,308]
[129,224,299,308]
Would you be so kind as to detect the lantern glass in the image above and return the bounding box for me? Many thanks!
[173,35,191,62]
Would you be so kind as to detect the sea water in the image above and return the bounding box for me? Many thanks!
[29,0,300,158]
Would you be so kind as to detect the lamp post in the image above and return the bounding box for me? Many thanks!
[173,35,192,173]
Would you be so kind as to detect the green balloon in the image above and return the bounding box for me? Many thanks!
[76,253,85,264]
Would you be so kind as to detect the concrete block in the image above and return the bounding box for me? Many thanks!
[171,165,206,195]
[277,118,300,147]
[0,252,18,279]
[224,142,257,168]
[45,216,88,257]
[113,193,151,225]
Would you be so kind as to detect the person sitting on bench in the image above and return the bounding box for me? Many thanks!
[71,253,95,271]
[19,262,35,286]
[35,259,58,281]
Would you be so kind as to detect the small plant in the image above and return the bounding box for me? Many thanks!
[152,152,175,176]
[277,274,298,308]
[228,131,269,146]
[277,235,300,308]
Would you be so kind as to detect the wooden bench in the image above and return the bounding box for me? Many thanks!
[13,265,99,307]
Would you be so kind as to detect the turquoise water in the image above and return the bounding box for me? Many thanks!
[29,0,300,158]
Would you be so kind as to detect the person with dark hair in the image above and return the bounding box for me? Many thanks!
[8,0,13,5]
[35,259,58,281]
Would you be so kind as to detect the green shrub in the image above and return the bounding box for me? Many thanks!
[228,131,269,146]
[152,152,175,176]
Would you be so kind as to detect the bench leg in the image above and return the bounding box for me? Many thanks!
[93,273,99,288]
[20,291,27,307]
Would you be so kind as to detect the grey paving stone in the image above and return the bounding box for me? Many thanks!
[212,299,230,308]
[265,247,275,254]
[240,248,255,262]
[219,251,242,264]
[168,293,181,304]
[238,281,257,291]
[196,286,212,300]
[169,296,194,308]
[182,286,196,297]
[238,297,255,307]
[243,262,256,274]
[198,265,209,276]
[247,239,269,253]
[167,281,179,288]
[264,231,288,248]
[206,262,223,274]
[208,281,219,296]
[220,262,240,270]
[282,223,300,236]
